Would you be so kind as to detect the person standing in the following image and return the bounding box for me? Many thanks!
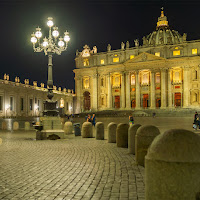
[87,114,92,122]
[129,115,134,125]
[92,113,96,127]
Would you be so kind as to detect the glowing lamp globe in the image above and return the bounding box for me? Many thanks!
[47,17,54,27]
[35,31,42,38]
[52,30,59,38]
[58,40,64,47]
[43,41,48,47]
[64,35,70,42]
[31,36,37,43]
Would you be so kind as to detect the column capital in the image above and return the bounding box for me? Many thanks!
[182,66,191,70]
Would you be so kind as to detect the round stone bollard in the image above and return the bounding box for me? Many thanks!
[82,122,93,138]
[135,125,160,166]
[64,122,73,135]
[13,122,19,131]
[116,123,129,148]
[96,122,104,140]
[107,122,117,143]
[2,121,7,130]
[128,124,141,154]
[25,122,30,131]
[145,129,200,200]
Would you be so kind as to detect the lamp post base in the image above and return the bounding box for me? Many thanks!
[43,100,59,116]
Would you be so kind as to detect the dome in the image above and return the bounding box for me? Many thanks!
[142,9,187,46]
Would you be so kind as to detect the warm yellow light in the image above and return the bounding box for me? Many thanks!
[60,99,64,108]
[31,36,37,43]
[173,50,180,56]
[155,52,160,57]
[52,29,59,38]
[113,57,119,63]
[47,17,54,27]
[42,41,48,47]
[192,48,197,55]
[101,59,104,64]
[130,55,135,59]
[58,39,64,47]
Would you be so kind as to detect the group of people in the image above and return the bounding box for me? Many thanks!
[193,112,200,130]
[86,114,96,126]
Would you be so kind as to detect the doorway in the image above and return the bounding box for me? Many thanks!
[114,96,120,108]
[83,91,90,110]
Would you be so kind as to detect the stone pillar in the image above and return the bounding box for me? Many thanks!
[107,73,112,109]
[92,72,98,111]
[116,123,129,148]
[108,122,117,143]
[135,71,141,109]
[125,72,131,109]
[76,76,82,113]
[161,68,167,108]
[145,129,200,200]
[121,72,125,109]
[96,122,104,140]
[183,66,190,108]
[150,71,156,109]
[168,69,172,108]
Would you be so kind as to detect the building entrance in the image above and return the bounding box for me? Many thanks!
[131,99,136,108]
[156,98,161,107]
[83,91,90,110]
[114,96,120,108]
[143,94,149,108]
[175,93,181,107]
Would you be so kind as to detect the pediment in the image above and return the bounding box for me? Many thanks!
[125,52,166,64]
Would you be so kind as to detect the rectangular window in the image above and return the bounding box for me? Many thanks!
[10,97,13,111]
[192,48,197,55]
[113,57,119,63]
[30,99,33,111]
[100,59,104,64]
[155,52,160,57]
[38,100,40,111]
[130,55,135,59]
[83,59,89,66]
[20,98,24,111]
[173,50,180,56]
[131,75,135,85]
[0,96,2,111]
[155,73,160,83]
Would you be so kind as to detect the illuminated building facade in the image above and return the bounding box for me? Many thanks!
[74,10,200,113]
[0,74,74,117]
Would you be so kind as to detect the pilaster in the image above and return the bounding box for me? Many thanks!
[135,70,141,109]
[161,68,167,109]
[150,70,156,109]
[125,72,131,109]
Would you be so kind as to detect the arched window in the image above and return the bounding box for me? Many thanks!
[83,77,90,89]
[141,71,149,84]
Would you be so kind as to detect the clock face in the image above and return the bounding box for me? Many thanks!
[82,49,90,57]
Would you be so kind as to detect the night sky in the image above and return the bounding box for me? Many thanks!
[0,0,200,91]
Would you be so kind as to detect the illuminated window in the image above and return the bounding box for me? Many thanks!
[155,73,160,83]
[175,72,179,80]
[113,57,119,63]
[131,75,135,85]
[60,98,64,108]
[155,52,160,57]
[141,72,149,84]
[113,74,121,87]
[173,50,180,56]
[192,49,197,55]
[83,59,89,66]
[101,59,104,64]
[83,77,90,89]
[175,47,179,49]
[130,55,135,59]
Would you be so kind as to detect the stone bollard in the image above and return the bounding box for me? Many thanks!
[64,122,74,138]
[0,138,2,145]
[116,123,129,148]
[145,129,200,200]
[128,124,141,154]
[82,122,93,138]
[107,122,117,143]
[25,122,30,131]
[135,125,160,166]
[96,122,104,140]
[13,122,19,131]
[2,121,7,130]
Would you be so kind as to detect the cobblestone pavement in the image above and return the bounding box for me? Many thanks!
[0,131,144,200]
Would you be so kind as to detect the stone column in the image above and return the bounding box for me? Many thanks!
[92,72,98,111]
[168,69,172,108]
[150,71,156,109]
[135,71,141,109]
[183,66,190,108]
[107,73,112,109]
[121,72,125,109]
[76,76,82,113]
[161,68,167,108]
[125,72,131,109]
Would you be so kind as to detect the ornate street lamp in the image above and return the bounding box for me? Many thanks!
[31,17,70,116]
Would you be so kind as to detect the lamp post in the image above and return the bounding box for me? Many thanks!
[31,17,70,116]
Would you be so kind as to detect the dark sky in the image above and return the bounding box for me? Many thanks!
[0,0,200,90]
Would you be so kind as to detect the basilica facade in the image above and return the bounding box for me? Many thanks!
[74,10,200,113]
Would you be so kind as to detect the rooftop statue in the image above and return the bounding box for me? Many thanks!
[134,39,139,47]
[92,46,97,54]
[107,44,111,51]
[126,41,130,49]
[121,42,125,50]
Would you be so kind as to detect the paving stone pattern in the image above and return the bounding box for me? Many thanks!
[0,131,144,200]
